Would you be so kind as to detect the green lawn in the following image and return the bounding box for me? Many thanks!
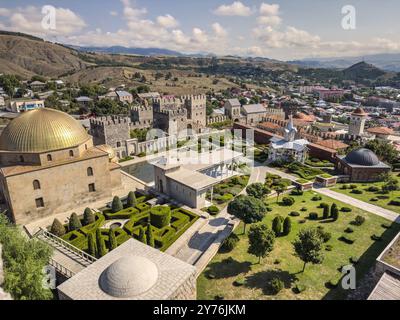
[332,178,400,214]
[197,191,400,300]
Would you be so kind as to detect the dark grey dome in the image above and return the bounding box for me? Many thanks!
[345,148,380,166]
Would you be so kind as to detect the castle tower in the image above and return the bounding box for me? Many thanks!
[284,115,297,142]
[349,107,368,136]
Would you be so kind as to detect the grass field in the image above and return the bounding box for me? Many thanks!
[197,191,400,300]
[332,177,400,214]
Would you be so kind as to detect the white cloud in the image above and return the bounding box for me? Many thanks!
[157,14,179,28]
[257,15,281,26]
[110,11,118,16]
[0,8,10,16]
[212,23,228,38]
[259,3,280,16]
[213,1,252,16]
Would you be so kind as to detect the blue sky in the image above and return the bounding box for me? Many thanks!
[0,0,399,60]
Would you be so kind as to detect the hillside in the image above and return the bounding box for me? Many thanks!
[342,61,387,80]
[0,32,90,78]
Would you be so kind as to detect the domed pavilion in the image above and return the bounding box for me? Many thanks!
[0,108,122,224]
[336,148,391,182]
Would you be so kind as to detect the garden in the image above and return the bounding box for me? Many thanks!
[270,160,332,181]
[197,190,400,300]
[332,174,400,214]
[48,191,199,258]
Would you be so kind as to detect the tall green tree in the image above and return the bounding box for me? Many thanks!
[109,229,117,251]
[69,213,82,231]
[96,229,107,257]
[365,140,399,164]
[227,195,266,234]
[248,224,275,264]
[293,228,324,272]
[146,224,155,247]
[282,217,292,236]
[0,214,53,300]
[138,227,147,244]
[83,208,95,226]
[272,216,282,236]
[50,218,65,237]
[127,191,137,208]
[87,233,97,257]
[111,196,123,213]
[246,183,270,198]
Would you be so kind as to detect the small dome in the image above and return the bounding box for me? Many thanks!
[97,144,118,162]
[99,256,158,297]
[345,148,380,166]
[0,108,90,152]
[352,107,368,116]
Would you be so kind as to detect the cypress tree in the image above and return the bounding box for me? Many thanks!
[88,233,97,257]
[83,208,95,225]
[146,224,155,247]
[283,217,292,236]
[50,219,66,237]
[127,191,137,208]
[323,204,330,219]
[330,203,338,219]
[138,227,147,244]
[109,229,117,250]
[69,213,82,231]
[111,196,123,213]
[96,229,107,257]
[272,216,282,236]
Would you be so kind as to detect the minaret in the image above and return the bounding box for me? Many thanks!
[284,115,297,142]
[349,107,368,136]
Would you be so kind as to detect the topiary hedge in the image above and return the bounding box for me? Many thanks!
[207,205,220,216]
[220,233,240,252]
[150,206,172,228]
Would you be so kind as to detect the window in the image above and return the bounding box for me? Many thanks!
[47,154,52,161]
[88,183,96,192]
[87,167,94,176]
[116,142,121,148]
[85,144,88,150]
[19,155,24,163]
[35,198,44,208]
[69,150,74,157]
[33,180,41,190]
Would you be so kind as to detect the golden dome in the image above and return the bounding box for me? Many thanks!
[96,144,118,162]
[0,108,90,153]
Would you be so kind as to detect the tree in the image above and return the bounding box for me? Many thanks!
[323,204,330,219]
[138,227,147,244]
[83,208,95,226]
[69,213,82,231]
[146,224,155,247]
[272,216,282,236]
[0,214,53,300]
[282,217,292,236]
[111,196,123,213]
[330,203,338,220]
[50,219,65,237]
[365,140,399,164]
[246,183,269,198]
[248,224,275,264]
[96,229,107,257]
[273,185,286,202]
[127,191,137,208]
[293,228,324,272]
[87,233,97,257]
[109,229,117,251]
[227,195,266,234]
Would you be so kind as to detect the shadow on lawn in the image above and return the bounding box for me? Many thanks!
[245,269,298,296]
[205,258,252,279]
[322,220,400,300]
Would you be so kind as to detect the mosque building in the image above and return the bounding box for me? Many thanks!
[0,108,122,225]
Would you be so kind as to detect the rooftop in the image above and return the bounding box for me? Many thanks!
[166,167,219,191]
[315,139,349,150]
[241,104,266,114]
[367,127,394,135]
[368,272,400,300]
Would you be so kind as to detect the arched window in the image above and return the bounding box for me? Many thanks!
[69,150,74,157]
[19,155,24,163]
[116,142,121,148]
[33,180,41,190]
[47,154,52,161]
[87,167,94,176]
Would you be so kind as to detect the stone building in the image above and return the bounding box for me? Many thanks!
[0,108,121,225]
[336,148,391,182]
[131,105,154,127]
[90,116,131,158]
[224,99,242,122]
[57,239,197,300]
[348,107,368,136]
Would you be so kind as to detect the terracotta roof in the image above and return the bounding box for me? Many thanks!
[315,139,349,150]
[352,107,368,116]
[294,112,316,122]
[258,122,281,131]
[367,127,394,135]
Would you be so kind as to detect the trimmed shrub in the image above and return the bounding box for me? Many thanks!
[146,224,155,247]
[266,207,273,212]
[272,216,283,236]
[282,197,295,206]
[309,212,319,220]
[367,186,380,192]
[50,219,66,237]
[341,185,348,190]
[233,277,245,287]
[325,244,333,251]
[290,211,300,217]
[150,206,171,228]
[312,195,322,201]
[344,227,354,233]
[371,234,382,241]
[331,204,339,221]
[293,283,306,294]
[389,200,400,206]
[127,191,137,207]
[109,229,117,250]
[220,233,240,252]
[322,204,330,219]
[351,189,363,194]
[282,217,292,236]
[352,215,366,226]
[299,219,307,224]
[339,235,356,244]
[111,196,123,213]
[269,278,284,295]
[377,195,390,200]
[96,229,107,257]
[69,213,82,232]
[83,208,95,226]
[291,189,304,196]
[350,256,359,264]
[341,207,352,212]
[317,229,331,243]
[319,202,329,209]
[87,233,97,257]
[300,207,308,212]
[138,227,147,244]
[370,198,379,202]
[349,184,357,189]
[207,205,220,216]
